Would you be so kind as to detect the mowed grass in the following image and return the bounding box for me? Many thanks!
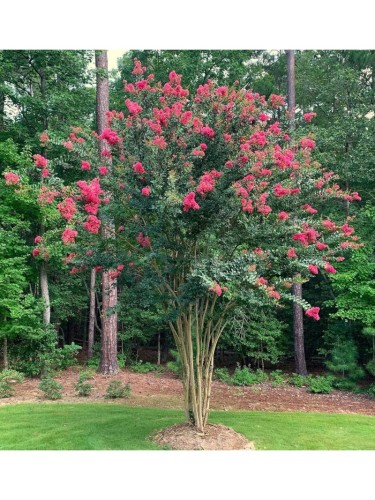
[0,403,374,450]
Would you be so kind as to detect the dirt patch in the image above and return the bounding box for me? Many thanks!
[153,423,255,450]
[1,367,374,417]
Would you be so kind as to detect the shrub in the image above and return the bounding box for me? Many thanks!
[39,376,63,400]
[290,373,313,388]
[365,360,375,377]
[74,371,94,397]
[309,375,335,394]
[0,381,14,398]
[0,369,25,384]
[333,378,358,392]
[130,360,163,374]
[105,380,131,399]
[214,367,232,383]
[368,384,375,400]
[254,369,269,384]
[270,370,288,387]
[231,366,259,386]
[166,350,182,377]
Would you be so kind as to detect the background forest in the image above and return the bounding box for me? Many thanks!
[0,49,374,398]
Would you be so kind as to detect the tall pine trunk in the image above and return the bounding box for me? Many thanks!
[87,267,96,358]
[96,50,119,374]
[287,50,307,376]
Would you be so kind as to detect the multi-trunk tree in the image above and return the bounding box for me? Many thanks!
[4,60,361,430]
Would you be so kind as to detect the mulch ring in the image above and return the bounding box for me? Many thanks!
[153,422,255,450]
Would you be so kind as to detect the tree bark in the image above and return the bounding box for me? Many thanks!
[40,261,51,325]
[87,267,96,358]
[96,50,119,374]
[157,332,161,365]
[3,337,8,369]
[169,296,230,432]
[292,282,307,375]
[287,49,307,375]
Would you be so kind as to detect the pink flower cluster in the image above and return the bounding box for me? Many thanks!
[183,192,200,212]
[136,232,151,248]
[305,307,320,321]
[83,215,101,234]
[99,128,120,145]
[3,172,20,186]
[77,177,103,215]
[33,154,48,168]
[57,197,77,221]
[62,228,78,245]
[196,170,222,196]
[208,281,227,296]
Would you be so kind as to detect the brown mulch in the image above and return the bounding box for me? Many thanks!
[153,423,255,450]
[1,367,375,417]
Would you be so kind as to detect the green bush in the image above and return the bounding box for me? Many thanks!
[105,380,131,399]
[290,373,313,388]
[0,381,14,398]
[231,366,259,386]
[270,370,288,387]
[365,360,375,377]
[0,369,25,384]
[166,361,181,376]
[130,360,163,374]
[74,372,94,397]
[309,376,335,394]
[39,376,63,400]
[214,367,232,383]
[333,378,358,392]
[368,384,375,399]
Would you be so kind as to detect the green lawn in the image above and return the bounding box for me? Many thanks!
[0,403,374,450]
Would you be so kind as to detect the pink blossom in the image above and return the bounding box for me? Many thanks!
[201,125,215,138]
[83,215,101,234]
[81,161,91,170]
[322,219,337,231]
[287,248,298,258]
[34,235,42,244]
[255,277,268,286]
[208,281,227,296]
[33,154,48,168]
[3,172,20,185]
[303,112,317,122]
[215,86,228,97]
[57,197,77,221]
[305,307,320,321]
[341,223,354,237]
[39,131,49,143]
[241,199,253,213]
[258,113,269,122]
[316,242,328,251]
[183,192,200,212]
[62,228,78,245]
[137,232,151,248]
[324,262,337,274]
[278,211,289,221]
[63,141,74,151]
[133,162,145,174]
[41,168,50,178]
[152,135,168,149]
[141,187,151,196]
[299,138,316,149]
[98,166,109,176]
[99,128,120,145]
[308,264,319,275]
[180,111,193,125]
[32,248,41,257]
[269,94,286,108]
[303,204,318,214]
[125,98,143,115]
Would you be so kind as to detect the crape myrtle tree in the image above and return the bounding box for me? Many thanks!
[5,60,362,431]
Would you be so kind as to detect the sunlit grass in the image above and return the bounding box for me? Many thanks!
[0,403,373,450]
